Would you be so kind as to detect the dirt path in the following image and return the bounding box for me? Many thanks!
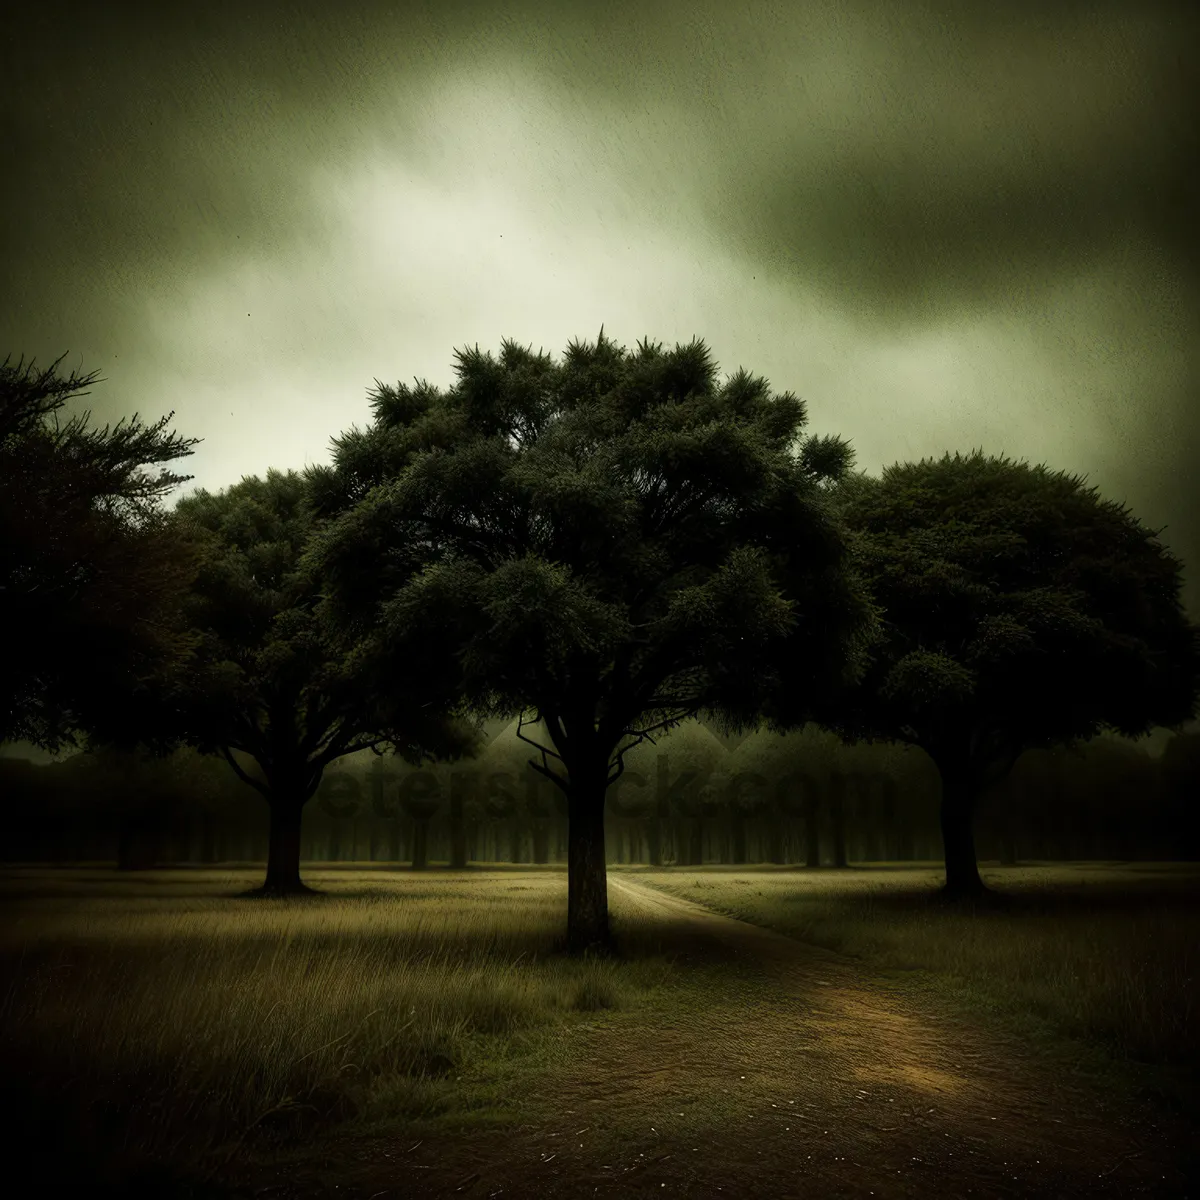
[233,877,1194,1199]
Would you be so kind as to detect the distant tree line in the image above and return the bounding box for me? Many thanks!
[3,723,1195,869]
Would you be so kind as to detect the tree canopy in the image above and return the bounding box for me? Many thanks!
[106,468,486,893]
[796,450,1200,895]
[0,354,202,752]
[304,329,883,950]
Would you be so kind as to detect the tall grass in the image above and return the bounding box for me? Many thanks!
[0,868,673,1190]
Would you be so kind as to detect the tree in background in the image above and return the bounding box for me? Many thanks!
[0,354,203,753]
[114,469,484,896]
[1157,730,1200,859]
[305,330,882,953]
[1059,738,1157,861]
[607,718,727,866]
[68,744,199,869]
[796,451,1200,900]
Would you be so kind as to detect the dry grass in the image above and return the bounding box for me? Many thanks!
[4,862,1196,1193]
[0,867,673,1191]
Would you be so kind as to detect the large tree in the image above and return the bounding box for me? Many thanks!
[0,354,203,752]
[793,451,1200,899]
[118,468,485,895]
[304,330,883,953]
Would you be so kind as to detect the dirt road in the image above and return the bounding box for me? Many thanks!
[234,876,1194,1199]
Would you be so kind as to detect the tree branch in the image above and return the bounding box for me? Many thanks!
[542,709,569,755]
[515,708,580,792]
[527,757,571,795]
[299,693,336,759]
[220,744,270,798]
[314,733,385,769]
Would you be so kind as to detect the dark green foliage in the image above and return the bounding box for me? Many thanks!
[305,329,881,949]
[810,451,1200,758]
[306,331,880,746]
[798,450,1200,894]
[0,354,203,754]
[98,468,486,892]
[141,469,482,773]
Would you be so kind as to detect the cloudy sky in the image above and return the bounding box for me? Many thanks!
[4,0,1197,758]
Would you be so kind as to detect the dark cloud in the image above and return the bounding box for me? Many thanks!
[719,4,1198,325]
[10,1,1191,330]
[2,0,1196,642]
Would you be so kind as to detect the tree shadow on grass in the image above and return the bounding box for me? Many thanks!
[232,882,330,901]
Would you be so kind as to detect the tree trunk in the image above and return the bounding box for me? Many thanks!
[936,758,986,898]
[532,818,550,864]
[804,794,821,867]
[767,815,785,865]
[647,818,663,866]
[731,812,747,863]
[566,768,613,956]
[411,817,429,869]
[829,775,849,868]
[200,812,218,863]
[831,816,848,867]
[256,798,316,896]
[996,777,1018,865]
[449,772,475,869]
[1055,805,1073,862]
[999,824,1018,866]
[117,823,158,870]
[449,788,468,868]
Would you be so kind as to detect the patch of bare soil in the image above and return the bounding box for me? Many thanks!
[226,878,1195,1199]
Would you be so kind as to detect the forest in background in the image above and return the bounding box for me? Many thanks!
[5,717,1196,870]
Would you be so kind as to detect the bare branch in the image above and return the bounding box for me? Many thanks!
[220,744,270,798]
[515,710,564,780]
[315,735,386,768]
[527,756,570,794]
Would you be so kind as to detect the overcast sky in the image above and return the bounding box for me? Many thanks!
[3,0,1197,758]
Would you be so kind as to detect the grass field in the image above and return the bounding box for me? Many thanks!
[0,866,679,1193]
[1,861,1196,1194]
